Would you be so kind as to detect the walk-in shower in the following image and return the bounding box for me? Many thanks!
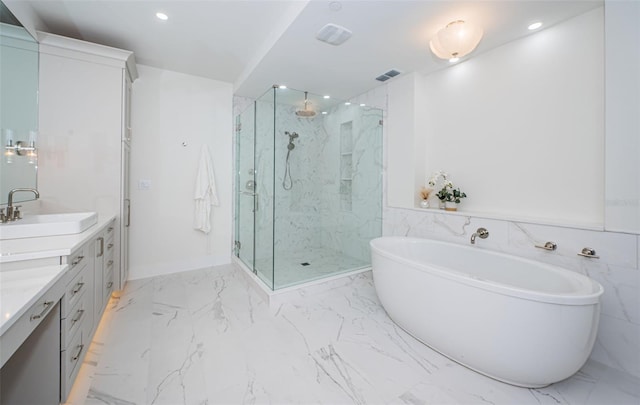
[234,86,383,290]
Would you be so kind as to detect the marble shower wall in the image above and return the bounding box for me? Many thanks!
[382,206,640,378]
[251,96,383,269]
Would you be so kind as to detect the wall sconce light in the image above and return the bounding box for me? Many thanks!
[4,129,37,164]
[430,20,483,62]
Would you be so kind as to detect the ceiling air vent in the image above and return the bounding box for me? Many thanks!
[376,69,402,82]
[316,23,352,46]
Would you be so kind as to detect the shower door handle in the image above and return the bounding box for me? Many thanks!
[240,191,258,212]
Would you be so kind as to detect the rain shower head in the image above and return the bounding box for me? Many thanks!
[296,91,316,118]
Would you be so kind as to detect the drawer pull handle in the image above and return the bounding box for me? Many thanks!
[71,344,84,362]
[30,301,54,321]
[72,282,85,295]
[71,309,85,325]
[72,255,85,266]
[106,281,113,289]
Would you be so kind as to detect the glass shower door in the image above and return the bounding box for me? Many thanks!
[235,109,256,271]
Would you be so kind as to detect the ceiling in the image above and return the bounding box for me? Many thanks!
[6,0,602,101]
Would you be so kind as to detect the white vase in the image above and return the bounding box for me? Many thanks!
[445,201,457,211]
[419,199,430,209]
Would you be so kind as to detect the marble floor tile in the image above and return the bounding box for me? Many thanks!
[254,246,369,289]
[69,264,640,405]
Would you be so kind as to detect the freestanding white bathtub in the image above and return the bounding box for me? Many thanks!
[370,236,604,388]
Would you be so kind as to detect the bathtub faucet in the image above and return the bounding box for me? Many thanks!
[470,227,489,244]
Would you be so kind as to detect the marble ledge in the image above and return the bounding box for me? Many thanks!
[405,205,605,232]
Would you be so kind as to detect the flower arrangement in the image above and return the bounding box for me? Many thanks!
[427,170,467,208]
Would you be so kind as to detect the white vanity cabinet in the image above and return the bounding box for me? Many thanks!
[37,32,137,293]
[60,238,95,399]
[93,219,116,334]
[0,217,117,404]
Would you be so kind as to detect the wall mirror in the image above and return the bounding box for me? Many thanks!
[0,0,39,205]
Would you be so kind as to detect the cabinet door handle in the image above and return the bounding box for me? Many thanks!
[72,282,85,295]
[125,199,131,228]
[97,237,105,257]
[106,281,113,289]
[107,243,114,250]
[107,226,114,233]
[71,344,84,362]
[30,301,54,321]
[107,260,114,267]
[71,309,85,325]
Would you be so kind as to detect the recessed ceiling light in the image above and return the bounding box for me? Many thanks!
[528,22,543,30]
[323,95,330,99]
[322,111,328,115]
[345,102,351,105]
[156,12,168,21]
[360,103,366,107]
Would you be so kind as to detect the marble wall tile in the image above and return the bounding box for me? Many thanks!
[238,97,383,281]
[590,314,640,377]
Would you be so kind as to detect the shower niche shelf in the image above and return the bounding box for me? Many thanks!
[340,121,353,211]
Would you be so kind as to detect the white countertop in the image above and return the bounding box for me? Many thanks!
[0,264,68,336]
[0,216,116,263]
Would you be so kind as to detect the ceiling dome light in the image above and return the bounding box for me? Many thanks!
[156,12,168,21]
[429,20,483,61]
[528,22,543,30]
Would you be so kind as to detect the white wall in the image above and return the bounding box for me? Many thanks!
[604,0,640,234]
[388,8,605,228]
[387,73,426,208]
[129,65,233,280]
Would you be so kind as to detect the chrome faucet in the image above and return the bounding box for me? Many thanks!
[1,188,40,223]
[470,227,489,244]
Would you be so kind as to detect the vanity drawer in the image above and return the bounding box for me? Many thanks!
[62,264,90,316]
[103,267,114,303]
[61,327,86,399]
[105,222,116,240]
[60,285,92,344]
[65,245,89,282]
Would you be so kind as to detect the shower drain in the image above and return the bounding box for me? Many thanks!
[300,262,310,266]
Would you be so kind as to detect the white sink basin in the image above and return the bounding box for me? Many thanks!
[0,212,98,240]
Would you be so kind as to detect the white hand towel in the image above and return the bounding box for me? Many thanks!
[194,145,219,234]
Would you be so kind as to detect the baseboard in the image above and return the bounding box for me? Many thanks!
[128,255,231,280]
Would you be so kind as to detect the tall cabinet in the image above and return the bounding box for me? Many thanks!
[37,32,137,292]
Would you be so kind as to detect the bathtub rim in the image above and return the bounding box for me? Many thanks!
[370,236,604,306]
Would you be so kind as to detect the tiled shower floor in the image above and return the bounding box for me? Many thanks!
[66,264,639,405]
[253,246,369,289]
